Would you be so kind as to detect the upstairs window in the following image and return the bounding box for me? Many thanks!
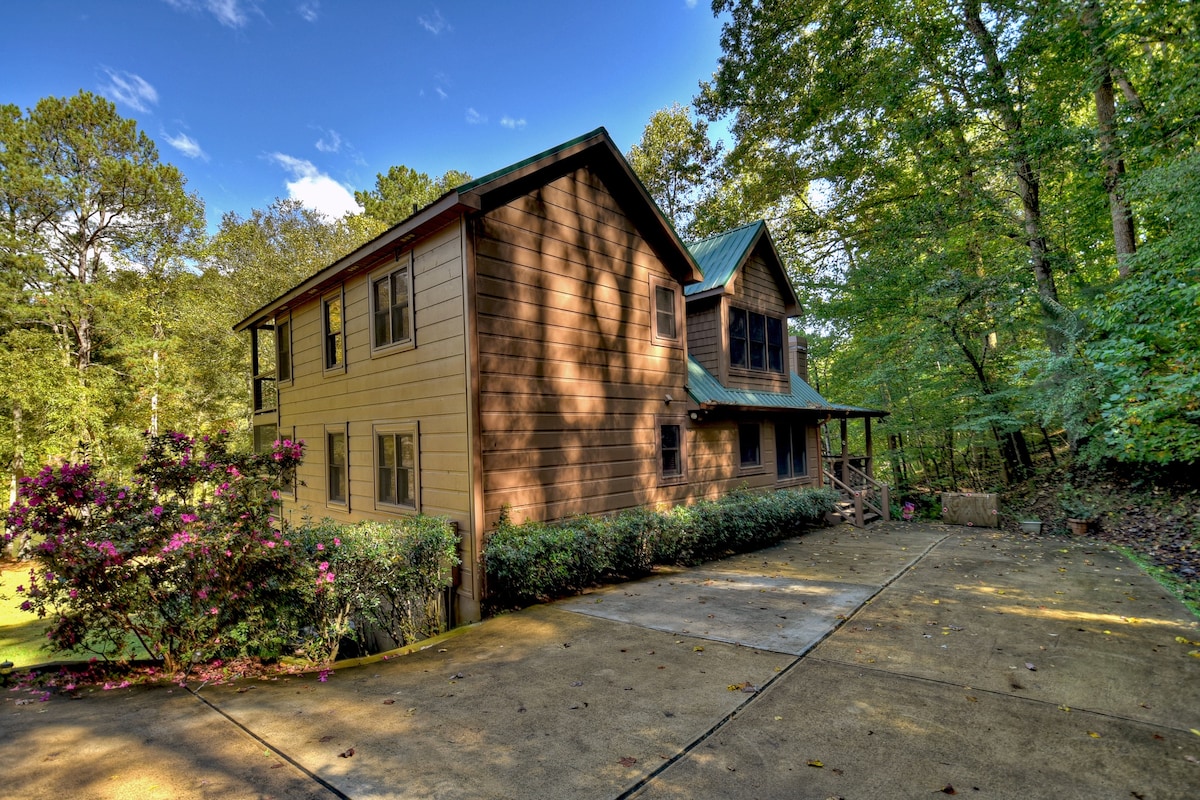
[655,285,676,339]
[276,317,291,383]
[251,326,277,412]
[372,253,413,351]
[323,291,344,371]
[729,307,785,374]
[649,277,681,345]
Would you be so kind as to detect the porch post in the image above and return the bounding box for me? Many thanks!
[864,416,874,481]
[840,417,849,484]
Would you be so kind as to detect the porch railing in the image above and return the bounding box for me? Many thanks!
[823,457,891,527]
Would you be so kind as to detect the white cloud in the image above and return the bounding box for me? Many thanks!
[297,1,319,22]
[435,86,448,100]
[100,69,159,112]
[163,0,253,28]
[269,153,362,218]
[164,131,208,160]
[500,115,527,130]
[314,129,342,153]
[418,8,450,34]
[465,107,486,125]
[685,0,698,8]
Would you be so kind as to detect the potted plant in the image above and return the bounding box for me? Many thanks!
[1058,486,1097,534]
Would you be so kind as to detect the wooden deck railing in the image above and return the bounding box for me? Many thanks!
[823,457,891,527]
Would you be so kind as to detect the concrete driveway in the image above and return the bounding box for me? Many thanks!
[3,522,1197,799]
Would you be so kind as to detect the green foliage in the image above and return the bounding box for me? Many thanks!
[1083,154,1200,465]
[354,165,472,225]
[292,516,459,662]
[626,103,723,238]
[482,488,838,607]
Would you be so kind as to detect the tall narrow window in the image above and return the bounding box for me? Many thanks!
[376,425,418,509]
[327,428,347,504]
[323,293,344,370]
[739,423,761,468]
[654,285,676,339]
[729,308,748,368]
[766,316,784,373]
[276,318,291,382]
[775,422,808,480]
[659,422,685,481]
[372,255,413,350]
[251,327,277,412]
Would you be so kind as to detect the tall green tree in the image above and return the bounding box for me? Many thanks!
[354,166,471,226]
[0,91,204,475]
[626,103,723,238]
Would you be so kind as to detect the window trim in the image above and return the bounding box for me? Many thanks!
[775,421,809,483]
[656,415,688,485]
[373,421,421,513]
[648,275,682,346]
[275,314,292,386]
[322,289,346,374]
[251,326,278,414]
[325,424,349,507]
[728,306,786,375]
[738,422,765,473]
[368,251,416,356]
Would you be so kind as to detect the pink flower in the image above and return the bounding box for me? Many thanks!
[210,607,219,615]
[265,541,276,548]
[152,505,163,517]
[181,513,199,523]
[316,543,325,551]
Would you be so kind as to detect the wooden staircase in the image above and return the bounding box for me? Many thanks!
[824,458,890,528]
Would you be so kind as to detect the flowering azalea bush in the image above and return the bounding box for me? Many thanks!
[5,431,309,673]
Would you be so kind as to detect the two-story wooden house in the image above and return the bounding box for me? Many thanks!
[236,128,882,622]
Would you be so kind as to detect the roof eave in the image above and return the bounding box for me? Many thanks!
[234,193,478,332]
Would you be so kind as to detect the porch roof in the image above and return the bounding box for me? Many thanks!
[686,357,886,417]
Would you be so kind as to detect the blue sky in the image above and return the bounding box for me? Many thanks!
[3,1,728,229]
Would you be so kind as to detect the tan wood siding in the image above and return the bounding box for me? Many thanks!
[275,223,472,539]
[687,418,820,502]
[473,166,691,528]
[685,302,720,376]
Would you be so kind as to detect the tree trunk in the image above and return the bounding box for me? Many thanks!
[961,1,1063,352]
[1082,0,1137,274]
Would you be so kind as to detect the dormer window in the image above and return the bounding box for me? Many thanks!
[729,307,785,373]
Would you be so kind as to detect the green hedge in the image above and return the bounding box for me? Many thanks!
[483,487,838,607]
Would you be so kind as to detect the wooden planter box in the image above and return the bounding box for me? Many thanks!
[941,492,1000,528]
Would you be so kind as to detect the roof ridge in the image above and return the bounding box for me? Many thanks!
[454,126,609,194]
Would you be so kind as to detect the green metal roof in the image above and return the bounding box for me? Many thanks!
[683,221,765,296]
[686,357,883,416]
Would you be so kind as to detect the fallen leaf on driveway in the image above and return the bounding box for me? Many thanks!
[339,748,355,758]
[807,760,824,768]
[939,785,957,795]
[1025,662,1037,671]
[618,756,637,767]
[1087,731,1101,739]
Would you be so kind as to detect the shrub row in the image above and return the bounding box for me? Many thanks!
[482,487,839,607]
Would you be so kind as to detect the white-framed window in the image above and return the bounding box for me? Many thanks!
[374,421,419,511]
[775,421,808,481]
[649,276,681,345]
[729,307,785,373]
[326,424,348,506]
[370,252,414,353]
[739,423,762,469]
[323,290,345,372]
[657,415,687,485]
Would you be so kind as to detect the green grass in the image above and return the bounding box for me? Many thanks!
[0,561,62,669]
[1116,546,1200,620]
